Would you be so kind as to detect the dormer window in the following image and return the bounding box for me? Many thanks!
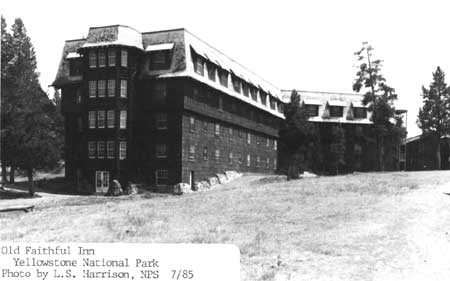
[330,106,344,118]
[149,51,170,70]
[354,107,367,119]
[218,69,228,87]
[260,92,267,106]
[242,83,250,97]
[231,76,241,93]
[306,105,319,117]
[250,87,258,101]
[194,55,204,75]
[69,59,82,76]
[270,98,276,110]
[207,63,216,81]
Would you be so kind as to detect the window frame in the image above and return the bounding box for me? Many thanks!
[97,141,105,159]
[156,143,168,158]
[89,80,97,98]
[108,49,116,67]
[120,110,127,129]
[107,110,115,128]
[88,111,96,129]
[89,50,96,68]
[97,80,106,97]
[120,80,127,98]
[107,79,115,97]
[156,113,168,130]
[98,49,106,67]
[121,49,128,67]
[155,169,169,186]
[88,141,96,159]
[188,145,195,161]
[119,141,127,160]
[97,111,105,128]
[107,141,115,159]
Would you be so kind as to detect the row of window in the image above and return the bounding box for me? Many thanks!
[88,141,127,159]
[305,104,367,119]
[188,117,277,149]
[89,49,128,68]
[88,110,127,129]
[192,51,283,114]
[88,80,127,98]
[187,145,277,168]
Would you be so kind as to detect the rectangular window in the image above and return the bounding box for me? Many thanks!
[215,124,220,136]
[153,81,166,99]
[98,50,106,67]
[69,60,82,76]
[189,117,195,133]
[203,121,208,133]
[203,146,208,160]
[97,111,105,128]
[214,149,220,161]
[89,81,96,98]
[188,145,195,161]
[120,80,127,98]
[88,111,96,128]
[119,141,127,159]
[107,141,114,159]
[256,135,260,145]
[247,133,251,144]
[120,110,127,129]
[237,153,242,165]
[107,80,115,97]
[108,49,116,66]
[89,50,96,68]
[256,156,260,167]
[156,113,168,129]
[266,138,270,147]
[97,141,105,159]
[155,169,168,186]
[270,98,276,110]
[88,141,96,159]
[121,49,128,67]
[98,80,106,97]
[228,151,233,164]
[194,56,204,75]
[274,158,277,170]
[274,140,278,151]
[207,63,216,81]
[330,106,344,118]
[228,128,233,141]
[238,129,243,138]
[149,51,168,70]
[247,154,251,167]
[156,144,167,158]
[95,171,109,191]
[75,89,82,104]
[107,110,115,128]
[219,69,228,87]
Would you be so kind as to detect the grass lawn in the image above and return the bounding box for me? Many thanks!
[1,171,450,280]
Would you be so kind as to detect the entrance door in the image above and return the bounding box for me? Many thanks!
[189,171,195,189]
[95,171,109,193]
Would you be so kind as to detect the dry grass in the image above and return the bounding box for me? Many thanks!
[1,171,450,280]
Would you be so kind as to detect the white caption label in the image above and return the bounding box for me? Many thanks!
[0,243,239,281]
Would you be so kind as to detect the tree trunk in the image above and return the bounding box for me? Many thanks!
[377,135,385,172]
[437,140,442,170]
[1,163,7,183]
[9,166,15,183]
[27,168,34,197]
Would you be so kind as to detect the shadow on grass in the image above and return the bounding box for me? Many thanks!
[0,189,41,200]
[1,177,79,197]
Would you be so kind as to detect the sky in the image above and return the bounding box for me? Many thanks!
[3,0,450,137]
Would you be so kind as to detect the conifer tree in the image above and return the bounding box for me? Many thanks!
[329,124,346,174]
[353,42,400,171]
[279,90,318,179]
[417,67,450,169]
[1,18,62,192]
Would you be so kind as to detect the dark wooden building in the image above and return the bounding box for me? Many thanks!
[402,134,450,171]
[52,25,284,193]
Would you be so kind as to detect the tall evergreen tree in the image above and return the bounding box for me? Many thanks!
[329,124,346,174]
[417,67,450,169]
[353,42,400,171]
[1,18,62,192]
[279,90,318,179]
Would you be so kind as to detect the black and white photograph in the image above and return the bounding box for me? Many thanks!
[1,0,450,280]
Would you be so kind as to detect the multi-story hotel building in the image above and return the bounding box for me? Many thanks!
[52,25,284,192]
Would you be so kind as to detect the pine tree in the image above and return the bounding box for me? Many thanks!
[353,42,399,171]
[329,124,346,174]
[1,18,62,192]
[417,67,450,169]
[279,90,318,179]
